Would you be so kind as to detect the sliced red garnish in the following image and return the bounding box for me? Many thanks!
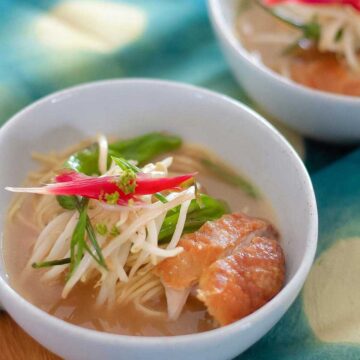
[263,0,360,11]
[6,171,195,205]
[55,171,85,183]
[134,174,195,195]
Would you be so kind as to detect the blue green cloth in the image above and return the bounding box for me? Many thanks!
[243,149,360,359]
[0,0,354,170]
[1,0,360,358]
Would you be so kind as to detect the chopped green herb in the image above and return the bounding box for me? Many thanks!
[110,225,120,237]
[112,156,171,203]
[111,156,138,195]
[117,170,136,195]
[95,223,108,236]
[303,20,321,41]
[105,191,120,205]
[335,28,344,42]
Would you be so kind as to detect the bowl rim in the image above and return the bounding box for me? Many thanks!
[208,0,360,104]
[0,78,318,345]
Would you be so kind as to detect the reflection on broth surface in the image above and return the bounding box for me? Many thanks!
[4,133,281,336]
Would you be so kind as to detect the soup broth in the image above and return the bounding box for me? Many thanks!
[237,2,360,96]
[3,140,277,336]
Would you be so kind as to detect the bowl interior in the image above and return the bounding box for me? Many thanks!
[0,80,315,293]
[0,81,316,340]
[0,80,317,360]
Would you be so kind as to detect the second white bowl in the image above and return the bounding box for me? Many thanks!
[208,0,360,143]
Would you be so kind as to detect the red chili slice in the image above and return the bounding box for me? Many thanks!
[27,170,196,204]
[264,0,360,11]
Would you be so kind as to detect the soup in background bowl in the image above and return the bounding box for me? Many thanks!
[237,1,360,97]
[0,79,317,360]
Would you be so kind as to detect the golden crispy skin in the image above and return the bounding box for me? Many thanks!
[154,213,278,290]
[197,236,285,326]
[290,50,360,96]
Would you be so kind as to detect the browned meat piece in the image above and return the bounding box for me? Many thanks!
[154,213,278,290]
[197,236,285,326]
[290,50,360,96]
[155,213,285,325]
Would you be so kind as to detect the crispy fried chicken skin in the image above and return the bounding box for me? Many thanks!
[155,213,285,325]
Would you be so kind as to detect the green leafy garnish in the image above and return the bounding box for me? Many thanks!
[335,28,344,42]
[32,258,71,269]
[112,156,141,173]
[154,193,168,203]
[84,215,107,268]
[52,133,232,273]
[66,133,182,176]
[56,195,77,210]
[303,21,321,41]
[159,194,230,244]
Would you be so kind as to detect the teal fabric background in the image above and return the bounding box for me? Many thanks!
[243,149,360,359]
[0,0,354,171]
[1,0,360,358]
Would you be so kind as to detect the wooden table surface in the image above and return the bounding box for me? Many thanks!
[0,312,60,360]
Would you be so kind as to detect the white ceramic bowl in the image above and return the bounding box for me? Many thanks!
[0,79,317,360]
[208,0,360,143]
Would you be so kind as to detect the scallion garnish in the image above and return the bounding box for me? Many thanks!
[68,198,89,277]
[32,258,71,269]
[55,195,108,274]
[255,0,322,53]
